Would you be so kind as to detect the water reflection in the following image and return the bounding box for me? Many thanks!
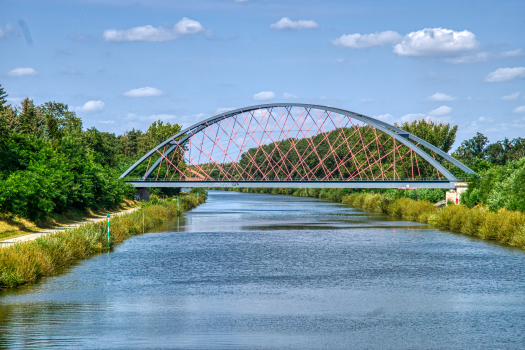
[1,191,524,349]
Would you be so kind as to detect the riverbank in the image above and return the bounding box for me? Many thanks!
[213,187,525,249]
[0,193,206,289]
[0,199,139,242]
[0,207,142,247]
[342,192,525,248]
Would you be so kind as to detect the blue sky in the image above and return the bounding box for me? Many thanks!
[1,0,524,147]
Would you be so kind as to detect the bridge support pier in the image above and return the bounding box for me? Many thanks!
[136,188,150,201]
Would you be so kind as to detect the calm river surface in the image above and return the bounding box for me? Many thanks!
[1,191,525,349]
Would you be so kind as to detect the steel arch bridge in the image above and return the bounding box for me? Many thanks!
[121,103,474,189]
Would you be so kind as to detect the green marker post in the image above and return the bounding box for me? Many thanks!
[177,196,180,213]
[197,191,199,203]
[142,205,145,233]
[107,214,111,249]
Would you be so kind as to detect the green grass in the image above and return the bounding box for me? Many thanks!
[341,192,525,249]
[0,199,140,241]
[0,194,205,289]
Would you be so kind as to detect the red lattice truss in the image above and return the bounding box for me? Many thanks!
[143,106,441,182]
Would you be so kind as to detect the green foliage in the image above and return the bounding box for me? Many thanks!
[40,101,82,141]
[396,119,458,153]
[0,133,135,221]
[0,84,9,112]
[461,157,525,212]
[82,127,121,167]
[119,120,186,179]
[396,119,458,177]
[202,119,461,182]
[453,132,525,170]
[0,85,183,222]
[385,188,445,203]
[485,137,525,165]
[17,98,42,136]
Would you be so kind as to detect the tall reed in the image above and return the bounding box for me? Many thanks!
[341,192,525,249]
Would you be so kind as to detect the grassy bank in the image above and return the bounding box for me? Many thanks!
[0,193,206,289]
[342,192,525,248]
[0,199,139,241]
[213,187,525,249]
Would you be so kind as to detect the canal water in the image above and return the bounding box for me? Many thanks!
[1,191,524,349]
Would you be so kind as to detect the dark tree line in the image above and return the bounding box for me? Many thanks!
[452,132,525,169]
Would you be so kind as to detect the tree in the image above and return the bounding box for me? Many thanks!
[17,98,45,137]
[397,119,458,153]
[452,132,490,167]
[0,85,17,137]
[82,127,121,167]
[485,138,512,165]
[120,128,143,159]
[0,84,10,113]
[395,119,458,177]
[138,120,182,155]
[39,101,82,141]
[512,138,525,160]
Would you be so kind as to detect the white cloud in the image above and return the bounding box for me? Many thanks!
[477,116,493,122]
[283,92,297,99]
[6,97,23,105]
[500,49,523,58]
[7,67,37,77]
[464,116,497,133]
[332,31,402,48]
[99,120,115,124]
[513,106,525,114]
[216,107,236,114]
[502,92,520,100]
[104,18,204,42]
[374,106,453,125]
[445,49,524,64]
[444,52,490,64]
[149,114,179,121]
[428,105,452,117]
[396,106,452,124]
[336,58,345,63]
[374,113,394,123]
[234,0,249,2]
[126,112,207,129]
[393,28,478,56]
[270,17,319,30]
[75,100,105,113]
[399,113,428,123]
[253,91,275,101]
[427,93,457,102]
[123,87,163,97]
[360,98,373,103]
[0,24,20,39]
[485,67,525,82]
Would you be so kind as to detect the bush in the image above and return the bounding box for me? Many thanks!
[462,158,525,212]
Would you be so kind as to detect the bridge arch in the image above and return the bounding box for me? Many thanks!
[121,103,474,189]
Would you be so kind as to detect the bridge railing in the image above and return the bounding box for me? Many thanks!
[125,177,470,182]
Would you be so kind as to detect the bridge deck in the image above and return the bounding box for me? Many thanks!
[126,181,457,189]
